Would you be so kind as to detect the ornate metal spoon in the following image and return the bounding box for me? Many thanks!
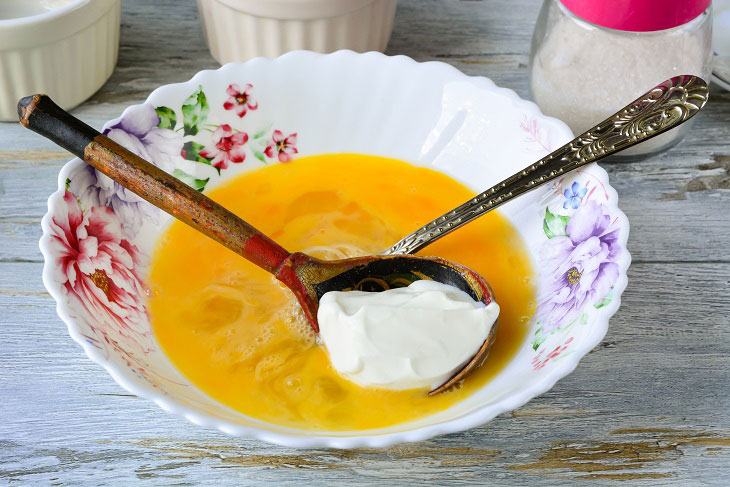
[385,75,709,256]
[18,75,707,396]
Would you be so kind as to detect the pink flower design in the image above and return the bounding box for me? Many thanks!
[199,124,249,170]
[49,191,150,351]
[520,116,551,153]
[264,130,298,162]
[532,337,574,370]
[223,83,258,118]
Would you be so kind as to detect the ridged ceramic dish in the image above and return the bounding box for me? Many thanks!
[196,0,397,62]
[40,50,630,448]
[0,0,120,121]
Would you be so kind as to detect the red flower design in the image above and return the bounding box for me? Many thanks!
[264,130,298,162]
[199,124,249,170]
[49,191,150,350]
[531,337,574,370]
[223,83,258,118]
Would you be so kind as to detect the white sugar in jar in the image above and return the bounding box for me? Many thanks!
[529,0,712,159]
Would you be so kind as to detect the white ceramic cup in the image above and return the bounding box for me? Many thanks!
[196,0,397,63]
[0,0,120,121]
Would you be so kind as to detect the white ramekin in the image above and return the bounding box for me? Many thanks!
[0,0,120,121]
[196,0,397,63]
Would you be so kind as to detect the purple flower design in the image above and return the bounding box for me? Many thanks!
[537,202,620,332]
[563,182,588,209]
[70,104,183,238]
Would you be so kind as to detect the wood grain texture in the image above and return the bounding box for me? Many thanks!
[1,0,729,485]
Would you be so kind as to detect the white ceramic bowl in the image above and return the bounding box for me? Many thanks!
[40,50,630,448]
[0,0,120,121]
[196,0,397,62]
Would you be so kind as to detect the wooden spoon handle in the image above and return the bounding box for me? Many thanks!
[19,94,291,275]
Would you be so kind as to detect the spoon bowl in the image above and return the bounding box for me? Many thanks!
[278,252,495,327]
[280,252,498,395]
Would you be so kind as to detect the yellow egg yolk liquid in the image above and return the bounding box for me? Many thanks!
[149,154,535,431]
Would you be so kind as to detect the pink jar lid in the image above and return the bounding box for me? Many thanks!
[560,0,710,32]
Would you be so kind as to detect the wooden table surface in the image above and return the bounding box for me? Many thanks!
[2,0,729,484]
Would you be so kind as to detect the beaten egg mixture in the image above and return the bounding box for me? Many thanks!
[149,154,535,431]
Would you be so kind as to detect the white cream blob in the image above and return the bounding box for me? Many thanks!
[317,280,499,391]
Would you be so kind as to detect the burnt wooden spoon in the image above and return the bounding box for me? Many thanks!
[18,94,496,395]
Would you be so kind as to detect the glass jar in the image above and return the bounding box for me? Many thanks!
[528,0,713,159]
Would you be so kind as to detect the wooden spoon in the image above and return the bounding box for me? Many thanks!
[18,94,496,395]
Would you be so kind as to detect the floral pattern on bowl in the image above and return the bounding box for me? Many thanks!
[532,175,621,365]
[51,81,300,388]
[40,50,630,448]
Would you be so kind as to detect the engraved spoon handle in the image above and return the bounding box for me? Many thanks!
[385,75,709,255]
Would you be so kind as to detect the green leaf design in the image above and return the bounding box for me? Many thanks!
[182,141,212,165]
[253,150,266,163]
[181,86,210,136]
[543,207,570,239]
[172,169,209,192]
[155,106,177,129]
[65,178,71,190]
[532,326,546,350]
[253,123,272,140]
[594,287,615,309]
[532,333,546,351]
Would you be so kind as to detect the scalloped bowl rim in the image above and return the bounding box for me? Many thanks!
[39,50,630,448]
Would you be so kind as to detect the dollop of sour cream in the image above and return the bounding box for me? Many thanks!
[317,280,500,391]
